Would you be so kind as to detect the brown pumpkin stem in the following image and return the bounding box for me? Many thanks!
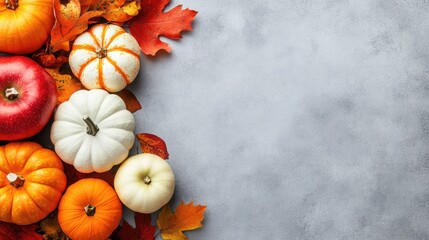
[7,173,25,188]
[5,0,18,9]
[84,204,96,216]
[83,116,99,136]
[5,87,18,100]
[143,176,151,185]
[96,47,108,59]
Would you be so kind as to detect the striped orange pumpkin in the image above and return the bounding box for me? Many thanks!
[69,24,141,93]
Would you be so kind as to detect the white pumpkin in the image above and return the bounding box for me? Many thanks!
[69,24,141,93]
[50,89,135,173]
[114,153,175,213]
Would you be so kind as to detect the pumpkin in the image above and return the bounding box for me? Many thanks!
[114,153,175,213]
[50,89,135,173]
[0,141,67,225]
[58,178,122,240]
[68,24,141,93]
[0,0,54,54]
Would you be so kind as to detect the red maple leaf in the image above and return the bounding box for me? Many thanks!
[129,0,198,56]
[118,213,156,240]
[0,222,42,240]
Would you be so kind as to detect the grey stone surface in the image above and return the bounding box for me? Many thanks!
[130,0,429,239]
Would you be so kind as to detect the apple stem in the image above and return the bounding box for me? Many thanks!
[83,116,99,136]
[5,87,18,100]
[5,0,18,10]
[7,173,25,188]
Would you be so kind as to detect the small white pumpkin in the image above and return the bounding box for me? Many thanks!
[50,89,135,173]
[114,153,175,213]
[69,24,141,93]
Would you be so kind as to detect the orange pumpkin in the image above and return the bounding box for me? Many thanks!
[0,142,67,225]
[0,0,54,54]
[58,178,122,240]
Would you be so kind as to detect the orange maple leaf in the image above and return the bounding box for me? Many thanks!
[157,201,207,240]
[45,68,83,105]
[115,89,142,113]
[129,0,198,56]
[136,133,169,159]
[50,0,104,52]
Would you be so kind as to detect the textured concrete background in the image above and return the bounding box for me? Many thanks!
[130,0,429,239]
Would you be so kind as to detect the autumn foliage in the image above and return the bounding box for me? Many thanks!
[1,0,205,239]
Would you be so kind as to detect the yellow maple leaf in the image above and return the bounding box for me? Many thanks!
[157,201,207,240]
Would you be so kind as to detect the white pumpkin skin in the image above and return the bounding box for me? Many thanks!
[114,153,175,213]
[69,24,141,93]
[50,89,135,173]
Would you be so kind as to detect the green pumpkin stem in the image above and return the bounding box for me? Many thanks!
[83,116,99,136]
[84,204,96,216]
[5,0,18,9]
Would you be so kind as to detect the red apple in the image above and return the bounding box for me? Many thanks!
[0,56,57,140]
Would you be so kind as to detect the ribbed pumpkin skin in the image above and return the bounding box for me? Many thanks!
[58,178,122,240]
[69,24,141,93]
[0,0,54,54]
[0,142,67,225]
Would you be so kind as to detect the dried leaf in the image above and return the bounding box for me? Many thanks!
[39,216,69,240]
[0,222,42,240]
[44,68,83,105]
[50,0,104,52]
[129,0,198,56]
[101,0,141,23]
[136,133,169,159]
[32,50,68,69]
[157,202,206,240]
[118,213,156,240]
[115,89,142,113]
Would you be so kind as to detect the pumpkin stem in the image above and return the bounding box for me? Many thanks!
[143,176,151,185]
[84,204,96,216]
[83,116,99,136]
[5,0,18,9]
[7,173,25,188]
[5,87,18,100]
[96,47,108,58]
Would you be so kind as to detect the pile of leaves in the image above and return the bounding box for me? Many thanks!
[0,0,207,239]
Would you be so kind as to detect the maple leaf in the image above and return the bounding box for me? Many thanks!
[44,68,83,105]
[118,213,156,240]
[50,0,104,52]
[157,202,207,240]
[115,89,142,113]
[0,222,42,240]
[136,133,169,159]
[129,0,198,56]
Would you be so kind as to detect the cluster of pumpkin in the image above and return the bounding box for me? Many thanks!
[0,24,175,240]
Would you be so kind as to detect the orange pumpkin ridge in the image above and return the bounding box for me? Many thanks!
[88,29,101,48]
[101,24,108,47]
[73,44,97,52]
[77,56,97,79]
[108,46,140,59]
[105,29,126,49]
[98,59,107,90]
[106,56,130,85]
